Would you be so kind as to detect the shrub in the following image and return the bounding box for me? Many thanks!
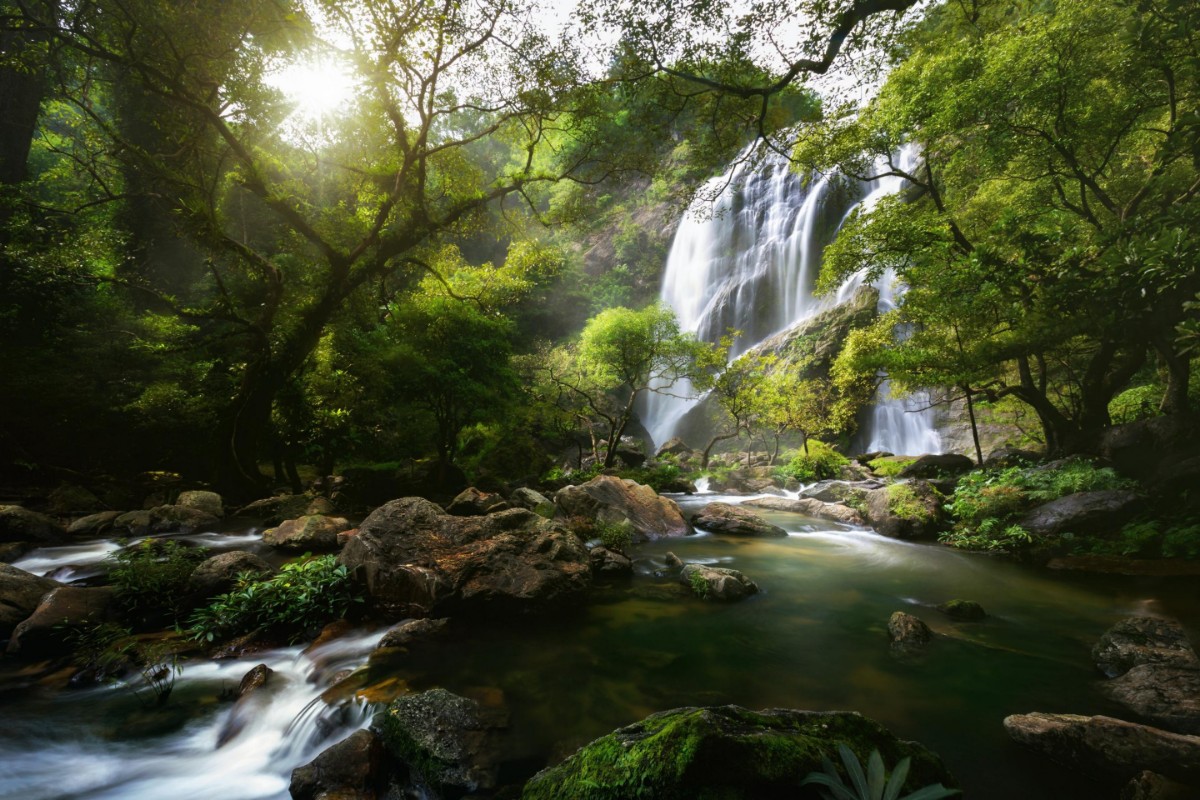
[885,484,935,524]
[598,521,634,552]
[108,539,209,625]
[940,520,1032,554]
[1109,384,1162,425]
[774,441,849,483]
[189,555,361,643]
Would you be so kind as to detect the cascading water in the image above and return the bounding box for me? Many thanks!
[643,145,942,455]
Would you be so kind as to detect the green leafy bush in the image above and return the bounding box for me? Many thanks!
[108,539,208,625]
[1108,384,1163,425]
[774,441,849,483]
[598,521,634,552]
[885,484,935,524]
[189,555,361,643]
[619,462,685,493]
[1064,520,1200,559]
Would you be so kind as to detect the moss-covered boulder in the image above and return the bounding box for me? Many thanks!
[937,600,987,622]
[522,706,954,800]
[864,481,943,540]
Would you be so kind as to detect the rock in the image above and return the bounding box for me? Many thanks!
[148,504,220,534]
[1094,617,1199,678]
[7,586,115,656]
[339,498,591,619]
[510,487,554,517]
[984,447,1039,469]
[1101,664,1200,735]
[691,502,787,538]
[864,482,943,540]
[263,515,352,552]
[1121,771,1195,800]
[238,494,334,527]
[113,510,153,536]
[1047,557,1200,576]
[656,437,692,457]
[888,612,932,649]
[1016,490,1142,538]
[937,600,987,622]
[0,505,66,545]
[613,444,647,468]
[1004,712,1200,785]
[290,729,387,800]
[899,454,975,478]
[0,542,31,562]
[378,618,450,650]
[238,663,274,697]
[0,564,60,638]
[219,662,281,746]
[680,564,758,602]
[66,511,122,537]
[445,487,509,517]
[743,496,866,526]
[589,546,633,577]
[47,484,105,515]
[372,688,505,794]
[663,551,684,569]
[522,705,955,800]
[176,490,224,518]
[799,479,883,503]
[554,476,692,542]
[189,551,274,598]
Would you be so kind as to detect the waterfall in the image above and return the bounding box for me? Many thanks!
[643,144,942,456]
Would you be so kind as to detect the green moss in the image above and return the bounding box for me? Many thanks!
[885,484,934,524]
[868,457,916,478]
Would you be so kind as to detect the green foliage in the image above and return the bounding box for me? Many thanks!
[939,521,1032,555]
[1108,385,1165,425]
[1063,520,1200,559]
[71,623,183,706]
[885,484,934,524]
[774,441,849,483]
[189,555,360,643]
[618,462,685,493]
[598,522,634,553]
[801,745,959,800]
[107,540,209,625]
[688,569,709,599]
[867,458,915,478]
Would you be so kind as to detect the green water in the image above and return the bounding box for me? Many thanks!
[375,499,1197,799]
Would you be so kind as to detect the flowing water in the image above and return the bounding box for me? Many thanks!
[4,507,1194,800]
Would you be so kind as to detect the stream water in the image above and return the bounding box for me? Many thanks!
[3,496,1194,800]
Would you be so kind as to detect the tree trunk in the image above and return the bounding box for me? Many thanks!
[701,431,739,469]
[962,384,983,466]
[0,0,55,189]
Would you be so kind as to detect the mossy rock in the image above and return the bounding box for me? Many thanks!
[937,600,987,622]
[522,706,954,800]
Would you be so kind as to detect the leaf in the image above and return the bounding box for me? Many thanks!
[838,744,870,800]
[900,784,960,800]
[866,749,885,799]
[883,757,911,800]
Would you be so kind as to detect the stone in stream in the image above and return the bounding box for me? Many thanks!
[554,475,692,541]
[1121,771,1195,800]
[863,481,943,541]
[742,495,865,526]
[237,494,334,527]
[937,599,987,622]
[66,510,122,537]
[176,490,224,518]
[0,564,60,638]
[1093,617,1199,678]
[888,611,932,652]
[691,502,787,538]
[188,551,274,598]
[377,617,450,651]
[263,514,352,552]
[589,545,633,577]
[679,563,758,602]
[1101,664,1200,735]
[521,706,956,800]
[290,729,388,800]
[0,505,66,545]
[218,663,279,746]
[148,504,220,534]
[6,586,115,657]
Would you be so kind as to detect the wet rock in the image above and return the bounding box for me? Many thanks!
[743,495,865,526]
[1121,771,1195,800]
[888,611,932,649]
[148,504,220,534]
[47,484,105,515]
[445,487,509,517]
[113,510,152,536]
[510,487,554,517]
[339,498,591,620]
[656,437,692,457]
[679,564,758,602]
[0,564,60,638]
[0,505,66,545]
[290,729,387,800]
[336,528,359,548]
[1094,617,1199,678]
[663,551,684,570]
[692,502,787,538]
[1101,664,1200,735]
[189,551,274,598]
[0,542,32,563]
[176,490,224,518]
[373,688,506,794]
[522,706,956,800]
[238,494,334,527]
[378,618,450,650]
[238,663,274,697]
[799,479,882,504]
[7,586,115,656]
[1004,712,1200,785]
[554,475,692,542]
[1017,490,1142,538]
[589,546,633,577]
[263,515,352,552]
[899,454,975,478]
[66,511,122,537]
[219,663,280,746]
[864,481,943,540]
[937,600,987,622]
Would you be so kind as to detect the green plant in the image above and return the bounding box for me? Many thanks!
[189,555,361,643]
[619,462,686,493]
[688,569,709,599]
[885,484,935,524]
[775,441,850,483]
[597,521,634,552]
[866,457,916,478]
[939,520,1031,554]
[801,744,959,800]
[107,539,209,625]
[71,623,183,706]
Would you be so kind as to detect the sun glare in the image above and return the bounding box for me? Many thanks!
[269,56,356,122]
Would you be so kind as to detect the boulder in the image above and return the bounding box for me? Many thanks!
[7,586,115,656]
[188,551,274,598]
[937,600,987,622]
[1004,712,1200,785]
[899,453,975,478]
[656,437,692,457]
[509,487,554,517]
[445,487,509,517]
[554,476,691,542]
[0,564,60,638]
[589,546,633,577]
[663,551,684,570]
[984,447,1039,469]
[290,729,387,800]
[377,618,450,650]
[339,498,591,619]
[1121,771,1195,800]
[799,480,883,504]
[0,505,66,545]
[888,612,932,649]
[238,494,334,527]
[219,662,281,746]
[373,688,505,794]
[66,511,122,538]
[864,482,943,540]
[743,496,865,526]
[263,515,352,552]
[47,484,105,515]
[692,502,787,538]
[522,705,955,800]
[176,490,224,518]
[113,510,153,536]
[238,663,274,697]
[1094,617,1199,678]
[680,564,758,602]
[148,504,220,534]
[1101,664,1200,735]
[1017,490,1142,538]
